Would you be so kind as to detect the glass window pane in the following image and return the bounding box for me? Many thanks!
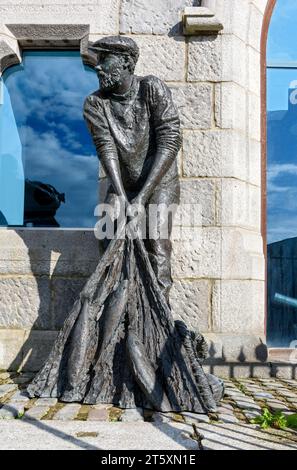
[267,67,297,346]
[0,77,24,225]
[0,51,99,228]
[267,0,297,64]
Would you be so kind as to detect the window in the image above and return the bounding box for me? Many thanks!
[0,51,99,228]
[267,0,297,346]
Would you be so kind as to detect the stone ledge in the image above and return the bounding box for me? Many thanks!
[183,7,223,35]
[3,24,96,69]
[0,39,20,75]
[6,24,90,45]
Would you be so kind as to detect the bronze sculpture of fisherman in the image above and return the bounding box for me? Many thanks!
[28,36,223,413]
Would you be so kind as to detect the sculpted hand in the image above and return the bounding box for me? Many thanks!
[126,195,146,239]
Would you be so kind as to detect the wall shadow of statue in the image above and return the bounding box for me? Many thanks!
[7,179,100,374]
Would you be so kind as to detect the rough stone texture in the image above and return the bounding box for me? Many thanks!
[215,82,247,132]
[0,229,100,276]
[183,130,246,181]
[4,24,91,58]
[212,280,265,335]
[218,179,261,231]
[220,228,265,280]
[170,279,210,333]
[0,1,120,35]
[202,0,250,42]
[0,38,20,74]
[272,365,297,380]
[188,35,246,86]
[170,84,212,129]
[119,0,197,35]
[6,23,89,41]
[172,229,221,279]
[134,36,186,82]
[0,277,51,329]
[248,138,261,186]
[172,227,265,281]
[179,178,217,226]
[248,92,261,141]
[188,35,222,82]
[248,46,260,96]
[248,2,263,52]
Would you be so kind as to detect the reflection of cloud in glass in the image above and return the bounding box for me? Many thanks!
[3,51,99,228]
[268,164,297,240]
[267,77,297,244]
[267,0,297,63]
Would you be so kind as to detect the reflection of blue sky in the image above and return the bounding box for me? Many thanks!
[3,51,99,227]
[267,1,297,244]
[267,0,297,63]
[0,78,24,225]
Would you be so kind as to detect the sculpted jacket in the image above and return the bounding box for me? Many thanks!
[83,75,182,196]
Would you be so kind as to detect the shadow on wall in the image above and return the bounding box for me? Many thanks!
[204,340,297,379]
[206,339,269,364]
[7,229,100,373]
[168,0,202,36]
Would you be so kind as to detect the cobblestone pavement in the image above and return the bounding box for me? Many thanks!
[1,372,297,450]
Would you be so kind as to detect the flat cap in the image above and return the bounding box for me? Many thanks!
[89,36,139,61]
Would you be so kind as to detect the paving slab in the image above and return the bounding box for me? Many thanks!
[233,401,261,411]
[34,398,58,406]
[252,392,274,399]
[217,414,239,424]
[87,407,109,421]
[53,404,81,421]
[120,408,144,422]
[0,403,24,419]
[242,411,261,421]
[9,390,30,403]
[266,401,290,412]
[193,422,297,450]
[0,421,198,450]
[181,412,210,424]
[0,384,17,400]
[24,406,50,420]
